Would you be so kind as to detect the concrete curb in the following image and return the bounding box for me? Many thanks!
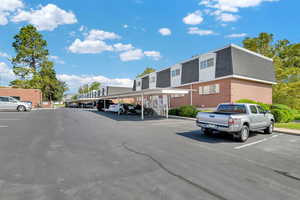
[274,128,300,136]
[169,115,196,121]
[170,115,300,136]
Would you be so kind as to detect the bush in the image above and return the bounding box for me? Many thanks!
[169,108,180,116]
[178,105,199,118]
[236,99,270,111]
[271,104,295,123]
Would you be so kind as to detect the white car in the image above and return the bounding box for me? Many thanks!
[0,96,32,112]
[107,103,134,114]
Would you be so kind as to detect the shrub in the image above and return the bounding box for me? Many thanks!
[178,105,199,118]
[236,99,270,111]
[169,108,180,116]
[270,104,295,123]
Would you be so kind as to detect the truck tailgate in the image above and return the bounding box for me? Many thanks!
[197,112,230,126]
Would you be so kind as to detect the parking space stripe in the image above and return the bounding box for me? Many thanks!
[0,119,20,120]
[0,126,8,128]
[234,134,281,150]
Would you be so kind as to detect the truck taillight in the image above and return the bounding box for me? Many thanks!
[228,118,235,126]
[228,118,240,126]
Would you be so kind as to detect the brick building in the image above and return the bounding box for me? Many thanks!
[132,44,276,109]
[0,87,42,108]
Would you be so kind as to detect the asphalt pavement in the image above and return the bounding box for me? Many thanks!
[0,108,299,200]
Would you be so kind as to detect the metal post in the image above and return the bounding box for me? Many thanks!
[190,84,193,106]
[104,99,106,111]
[166,95,169,119]
[141,93,144,120]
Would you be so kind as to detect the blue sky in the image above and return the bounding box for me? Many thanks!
[0,0,299,93]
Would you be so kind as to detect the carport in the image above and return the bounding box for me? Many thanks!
[96,88,190,120]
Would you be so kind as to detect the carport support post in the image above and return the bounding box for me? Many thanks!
[141,93,144,120]
[166,95,169,119]
[104,100,106,110]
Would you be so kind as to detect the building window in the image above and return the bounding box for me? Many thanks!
[199,84,220,95]
[200,58,214,69]
[171,69,180,77]
[137,81,141,87]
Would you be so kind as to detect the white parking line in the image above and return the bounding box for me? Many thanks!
[0,126,8,128]
[0,119,20,121]
[234,134,281,150]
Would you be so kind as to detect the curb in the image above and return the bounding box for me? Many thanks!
[274,128,300,136]
[169,115,196,121]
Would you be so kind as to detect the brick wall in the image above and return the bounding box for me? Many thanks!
[230,79,273,104]
[171,78,231,108]
[170,78,273,108]
[0,88,42,108]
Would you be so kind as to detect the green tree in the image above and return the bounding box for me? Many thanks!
[89,81,101,91]
[11,25,49,79]
[10,25,68,101]
[243,33,300,109]
[136,67,155,78]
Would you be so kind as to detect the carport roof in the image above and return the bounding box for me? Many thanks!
[77,88,190,101]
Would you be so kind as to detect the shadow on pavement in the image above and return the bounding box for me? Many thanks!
[176,130,259,144]
[88,110,166,122]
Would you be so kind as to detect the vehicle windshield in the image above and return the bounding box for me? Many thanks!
[217,104,247,113]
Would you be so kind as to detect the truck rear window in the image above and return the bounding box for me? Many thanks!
[217,105,246,114]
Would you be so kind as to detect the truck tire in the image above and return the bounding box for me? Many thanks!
[237,125,249,142]
[264,121,274,134]
[203,128,212,135]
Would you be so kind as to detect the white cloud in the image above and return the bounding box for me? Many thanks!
[86,29,121,41]
[0,51,10,58]
[226,33,247,38]
[159,28,172,36]
[79,25,86,32]
[113,43,134,52]
[0,62,15,84]
[144,51,161,60]
[0,0,23,25]
[200,0,278,13]
[183,10,203,25]
[187,27,216,36]
[68,39,113,54]
[57,74,133,92]
[120,49,144,62]
[199,0,279,23]
[49,55,65,64]
[217,13,239,22]
[123,24,129,28]
[12,4,77,31]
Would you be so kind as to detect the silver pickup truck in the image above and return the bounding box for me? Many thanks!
[196,103,275,142]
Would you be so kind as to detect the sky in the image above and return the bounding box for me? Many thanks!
[0,0,299,93]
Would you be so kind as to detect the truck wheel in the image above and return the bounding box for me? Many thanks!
[264,122,274,134]
[17,105,26,112]
[238,125,249,142]
[203,128,212,135]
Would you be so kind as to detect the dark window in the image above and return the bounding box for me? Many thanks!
[11,96,20,100]
[217,105,246,113]
[250,105,258,114]
[257,106,265,114]
[0,97,9,102]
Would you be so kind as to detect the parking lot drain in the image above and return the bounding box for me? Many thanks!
[122,142,228,200]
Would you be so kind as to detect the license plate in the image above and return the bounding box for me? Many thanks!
[207,124,216,128]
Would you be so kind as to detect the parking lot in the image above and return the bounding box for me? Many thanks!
[0,108,299,200]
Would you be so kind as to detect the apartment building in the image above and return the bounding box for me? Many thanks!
[132,44,276,108]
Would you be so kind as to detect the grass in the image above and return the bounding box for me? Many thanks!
[275,122,300,130]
